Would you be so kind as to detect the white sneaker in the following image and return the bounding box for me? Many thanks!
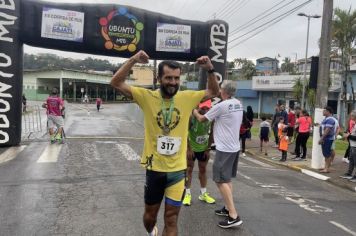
[342,158,350,163]
[242,153,246,157]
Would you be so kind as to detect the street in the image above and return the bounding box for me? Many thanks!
[1,103,355,236]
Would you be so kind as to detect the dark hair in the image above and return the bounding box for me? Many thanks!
[324,106,333,114]
[158,61,181,78]
[301,109,308,116]
[246,106,254,121]
[51,88,58,95]
[261,116,266,121]
[279,117,284,121]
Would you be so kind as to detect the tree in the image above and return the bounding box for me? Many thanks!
[293,77,303,104]
[293,77,315,113]
[233,58,256,80]
[331,7,356,125]
[281,57,296,74]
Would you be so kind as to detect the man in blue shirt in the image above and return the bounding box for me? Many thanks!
[318,106,336,173]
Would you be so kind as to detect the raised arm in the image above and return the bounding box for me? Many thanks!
[110,50,149,99]
[196,56,220,100]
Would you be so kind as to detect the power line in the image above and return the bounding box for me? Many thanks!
[221,0,250,20]
[212,0,237,18]
[229,0,293,35]
[191,0,210,16]
[228,0,312,44]
[228,0,313,50]
[176,0,189,15]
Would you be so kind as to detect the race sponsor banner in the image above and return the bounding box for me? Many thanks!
[41,7,84,42]
[156,23,191,53]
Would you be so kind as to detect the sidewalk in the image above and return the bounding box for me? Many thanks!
[244,135,356,193]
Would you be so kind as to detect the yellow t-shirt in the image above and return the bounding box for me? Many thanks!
[131,87,205,172]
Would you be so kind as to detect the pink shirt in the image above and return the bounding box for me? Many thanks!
[96,98,102,105]
[46,96,63,116]
[349,119,355,133]
[297,116,311,133]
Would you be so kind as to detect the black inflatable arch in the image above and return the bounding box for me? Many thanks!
[0,0,228,146]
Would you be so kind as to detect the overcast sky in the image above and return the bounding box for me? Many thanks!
[25,0,354,65]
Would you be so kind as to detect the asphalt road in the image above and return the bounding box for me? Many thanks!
[1,103,355,236]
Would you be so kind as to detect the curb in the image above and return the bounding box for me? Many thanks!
[246,150,356,193]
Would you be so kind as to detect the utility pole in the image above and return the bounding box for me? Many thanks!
[311,0,333,169]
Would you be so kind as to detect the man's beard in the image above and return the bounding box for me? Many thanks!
[160,84,179,98]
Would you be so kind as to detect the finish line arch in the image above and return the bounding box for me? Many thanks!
[0,0,228,146]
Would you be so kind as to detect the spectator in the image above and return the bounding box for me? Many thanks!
[340,110,356,182]
[246,106,254,139]
[279,128,289,162]
[343,115,355,163]
[293,110,311,161]
[271,105,281,147]
[287,107,296,143]
[193,81,244,228]
[259,117,270,156]
[318,106,336,173]
[22,94,27,113]
[240,111,252,157]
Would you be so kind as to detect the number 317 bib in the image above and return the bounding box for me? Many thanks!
[157,136,181,156]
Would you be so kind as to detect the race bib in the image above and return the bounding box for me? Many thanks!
[157,136,181,156]
[195,135,209,144]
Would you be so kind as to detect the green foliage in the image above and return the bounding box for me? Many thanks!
[281,57,296,74]
[24,53,121,71]
[233,58,256,80]
[293,77,303,103]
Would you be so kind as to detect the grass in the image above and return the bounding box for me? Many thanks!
[250,127,348,155]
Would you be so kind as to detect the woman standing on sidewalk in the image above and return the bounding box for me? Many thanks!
[240,111,252,157]
[293,110,311,161]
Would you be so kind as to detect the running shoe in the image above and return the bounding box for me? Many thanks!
[339,173,353,179]
[50,135,56,144]
[198,192,215,204]
[218,215,243,228]
[349,176,356,183]
[147,226,158,236]
[183,193,191,206]
[242,153,246,157]
[215,206,229,216]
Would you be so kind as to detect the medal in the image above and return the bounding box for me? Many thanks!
[161,96,174,135]
[163,126,170,135]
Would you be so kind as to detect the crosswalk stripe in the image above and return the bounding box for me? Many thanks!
[116,144,141,161]
[0,145,26,164]
[37,144,62,163]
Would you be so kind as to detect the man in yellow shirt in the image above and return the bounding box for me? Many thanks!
[110,50,219,236]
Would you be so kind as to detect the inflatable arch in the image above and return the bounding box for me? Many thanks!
[0,0,228,146]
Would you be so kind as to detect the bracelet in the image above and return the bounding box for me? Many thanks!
[207,68,215,74]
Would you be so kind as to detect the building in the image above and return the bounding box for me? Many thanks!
[22,69,151,102]
[130,66,154,86]
[255,57,279,76]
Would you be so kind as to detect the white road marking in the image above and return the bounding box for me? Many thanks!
[116,144,141,161]
[330,221,356,236]
[238,171,333,214]
[243,155,273,168]
[0,146,26,164]
[37,144,62,163]
[301,169,330,181]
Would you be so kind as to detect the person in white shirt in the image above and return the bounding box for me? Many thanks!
[193,81,243,229]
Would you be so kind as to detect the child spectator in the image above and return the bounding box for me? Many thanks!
[279,128,289,162]
[278,117,287,142]
[259,117,270,156]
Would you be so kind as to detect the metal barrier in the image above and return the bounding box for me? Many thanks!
[21,105,43,139]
